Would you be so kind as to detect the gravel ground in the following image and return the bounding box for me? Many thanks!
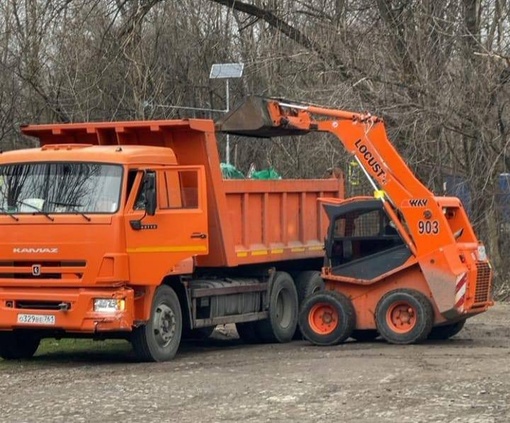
[1,303,509,423]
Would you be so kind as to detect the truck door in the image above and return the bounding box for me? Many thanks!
[124,166,208,284]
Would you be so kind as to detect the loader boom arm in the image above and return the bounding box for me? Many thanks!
[217,97,468,256]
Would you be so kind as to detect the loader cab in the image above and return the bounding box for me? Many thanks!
[323,198,411,280]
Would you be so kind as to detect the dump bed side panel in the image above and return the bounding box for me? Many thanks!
[214,179,343,267]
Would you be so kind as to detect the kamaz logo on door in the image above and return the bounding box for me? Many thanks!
[402,199,428,207]
[13,247,59,254]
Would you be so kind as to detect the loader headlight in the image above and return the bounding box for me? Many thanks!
[94,298,125,313]
[477,246,487,261]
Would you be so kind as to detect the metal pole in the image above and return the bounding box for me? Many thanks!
[226,79,230,164]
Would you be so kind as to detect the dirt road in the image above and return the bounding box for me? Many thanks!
[0,304,509,423]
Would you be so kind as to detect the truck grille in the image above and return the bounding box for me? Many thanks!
[474,262,492,304]
[0,260,86,281]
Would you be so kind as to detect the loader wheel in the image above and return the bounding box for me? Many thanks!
[0,332,40,360]
[375,289,433,345]
[428,320,466,340]
[131,285,182,362]
[351,329,379,342]
[255,272,298,343]
[299,291,355,346]
[293,271,325,339]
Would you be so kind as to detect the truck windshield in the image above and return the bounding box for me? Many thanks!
[0,162,122,214]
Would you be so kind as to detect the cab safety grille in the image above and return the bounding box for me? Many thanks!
[0,260,86,281]
[474,262,492,304]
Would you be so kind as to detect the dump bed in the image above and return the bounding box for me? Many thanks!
[21,118,343,267]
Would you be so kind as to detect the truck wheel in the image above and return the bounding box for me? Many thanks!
[375,289,433,344]
[293,271,326,339]
[296,271,325,303]
[0,332,40,360]
[236,321,262,344]
[256,272,298,343]
[428,320,466,340]
[351,329,379,342]
[131,285,182,362]
[299,291,355,346]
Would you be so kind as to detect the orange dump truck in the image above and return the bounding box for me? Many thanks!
[0,118,342,361]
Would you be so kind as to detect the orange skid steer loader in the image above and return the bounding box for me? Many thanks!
[217,96,494,345]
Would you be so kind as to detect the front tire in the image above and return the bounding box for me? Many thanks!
[299,291,355,346]
[255,272,298,343]
[375,289,433,345]
[0,332,40,360]
[131,285,182,362]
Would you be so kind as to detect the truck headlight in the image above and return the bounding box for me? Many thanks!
[94,298,125,313]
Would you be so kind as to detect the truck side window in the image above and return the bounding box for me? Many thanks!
[126,170,137,205]
[158,169,199,209]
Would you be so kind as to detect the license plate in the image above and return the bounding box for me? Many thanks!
[17,313,56,325]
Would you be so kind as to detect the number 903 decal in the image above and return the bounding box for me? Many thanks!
[418,220,439,234]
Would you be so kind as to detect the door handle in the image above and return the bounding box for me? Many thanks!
[191,232,207,239]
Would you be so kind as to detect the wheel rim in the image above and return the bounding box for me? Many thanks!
[386,301,417,333]
[308,302,339,335]
[153,303,177,348]
[275,288,293,329]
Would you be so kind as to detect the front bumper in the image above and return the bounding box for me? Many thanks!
[0,287,134,333]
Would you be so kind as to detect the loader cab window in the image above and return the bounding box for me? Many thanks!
[325,201,408,279]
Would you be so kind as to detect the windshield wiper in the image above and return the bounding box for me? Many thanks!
[48,201,91,222]
[0,207,19,221]
[16,200,54,221]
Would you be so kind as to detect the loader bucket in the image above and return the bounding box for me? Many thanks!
[215,96,309,138]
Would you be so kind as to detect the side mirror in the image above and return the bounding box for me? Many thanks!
[145,188,156,216]
[143,171,156,216]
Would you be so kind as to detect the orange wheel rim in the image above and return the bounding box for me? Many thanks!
[386,302,417,333]
[308,303,339,335]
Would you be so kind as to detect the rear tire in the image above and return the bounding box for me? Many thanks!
[299,291,355,346]
[255,272,298,343]
[294,271,325,339]
[0,332,40,360]
[375,289,433,345]
[296,271,325,303]
[428,320,466,340]
[131,285,182,362]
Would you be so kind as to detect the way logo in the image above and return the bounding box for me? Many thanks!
[401,199,428,208]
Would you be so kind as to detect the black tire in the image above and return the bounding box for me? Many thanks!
[255,272,298,343]
[293,271,326,340]
[351,329,379,342]
[131,285,182,362]
[0,332,40,360]
[375,289,433,345]
[428,320,466,340]
[299,290,356,346]
[236,321,262,344]
[296,271,325,303]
